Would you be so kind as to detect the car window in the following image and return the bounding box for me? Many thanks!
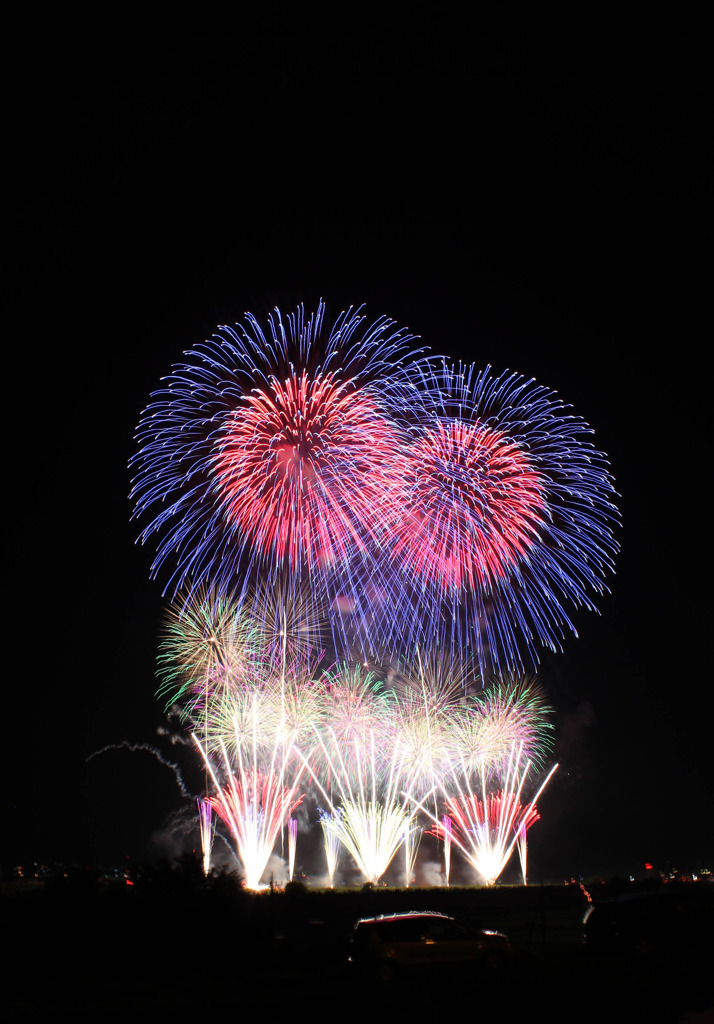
[380,919,425,942]
[424,921,470,941]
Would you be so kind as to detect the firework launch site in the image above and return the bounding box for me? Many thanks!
[4,863,712,1022]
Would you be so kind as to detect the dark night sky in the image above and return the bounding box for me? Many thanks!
[7,14,709,881]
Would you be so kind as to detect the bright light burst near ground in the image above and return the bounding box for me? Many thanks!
[182,623,557,886]
[194,731,305,891]
[424,743,559,886]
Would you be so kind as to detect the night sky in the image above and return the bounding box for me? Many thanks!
[8,14,709,881]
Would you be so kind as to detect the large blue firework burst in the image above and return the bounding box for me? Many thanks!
[345,360,620,677]
[131,302,619,678]
[130,300,427,613]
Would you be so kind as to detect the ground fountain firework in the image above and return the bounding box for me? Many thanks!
[425,743,559,886]
[287,818,298,881]
[319,810,342,888]
[300,725,421,885]
[185,622,558,886]
[197,798,215,876]
[156,587,560,887]
[403,821,423,887]
[194,730,306,891]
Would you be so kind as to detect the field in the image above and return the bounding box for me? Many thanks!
[3,871,712,1022]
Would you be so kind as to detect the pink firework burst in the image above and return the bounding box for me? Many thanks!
[424,747,558,886]
[213,372,405,570]
[205,766,304,890]
[391,419,546,591]
[428,791,527,887]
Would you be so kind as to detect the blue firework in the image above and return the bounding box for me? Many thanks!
[347,361,620,677]
[130,301,427,613]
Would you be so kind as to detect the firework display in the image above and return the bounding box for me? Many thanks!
[301,726,420,884]
[194,724,306,891]
[170,596,557,886]
[131,301,618,887]
[424,744,559,886]
[366,362,620,676]
[130,302,425,636]
[132,301,618,675]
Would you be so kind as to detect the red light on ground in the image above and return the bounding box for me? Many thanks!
[645,862,653,870]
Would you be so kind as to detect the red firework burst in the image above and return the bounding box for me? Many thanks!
[391,420,546,589]
[213,372,404,569]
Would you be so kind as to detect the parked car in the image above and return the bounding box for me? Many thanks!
[348,911,512,981]
[582,890,709,957]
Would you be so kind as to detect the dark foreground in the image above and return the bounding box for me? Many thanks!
[3,870,712,1022]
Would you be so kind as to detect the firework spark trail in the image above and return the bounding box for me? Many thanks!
[197,798,215,876]
[390,418,547,591]
[194,681,277,765]
[288,818,298,881]
[192,680,310,890]
[156,588,255,709]
[319,810,342,888]
[387,649,471,797]
[333,797,414,884]
[403,821,423,888]
[312,663,392,786]
[444,792,520,886]
[86,742,194,799]
[442,815,453,886]
[214,373,404,570]
[513,801,542,884]
[184,644,327,775]
[247,576,327,658]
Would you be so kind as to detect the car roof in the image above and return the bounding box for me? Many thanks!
[355,911,454,926]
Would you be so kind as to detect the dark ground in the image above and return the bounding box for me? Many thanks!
[3,869,712,1022]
